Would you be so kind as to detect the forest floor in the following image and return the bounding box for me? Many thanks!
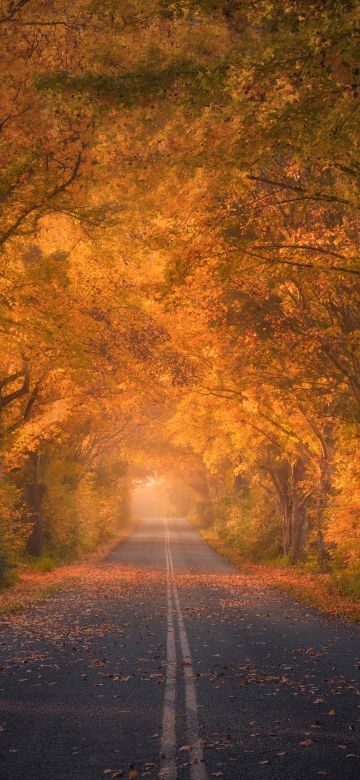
[0,519,138,615]
[199,530,360,624]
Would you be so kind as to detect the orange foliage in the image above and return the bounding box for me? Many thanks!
[0,1,359,583]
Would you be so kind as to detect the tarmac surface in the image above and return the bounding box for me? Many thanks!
[0,516,359,779]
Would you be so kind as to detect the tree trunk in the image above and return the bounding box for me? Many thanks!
[25,451,43,557]
[315,489,329,572]
[267,463,292,556]
[315,457,332,571]
[316,523,329,572]
[290,459,309,563]
[282,490,292,557]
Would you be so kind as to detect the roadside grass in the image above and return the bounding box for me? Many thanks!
[33,554,58,573]
[0,517,138,615]
[199,528,360,623]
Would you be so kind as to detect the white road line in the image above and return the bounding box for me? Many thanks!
[164,520,207,780]
[160,540,177,779]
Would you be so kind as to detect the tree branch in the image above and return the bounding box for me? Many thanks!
[0,366,29,410]
[255,243,349,261]
[0,369,24,391]
[247,174,360,211]
[0,151,82,247]
[0,0,32,23]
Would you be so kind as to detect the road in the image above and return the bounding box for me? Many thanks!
[0,516,359,779]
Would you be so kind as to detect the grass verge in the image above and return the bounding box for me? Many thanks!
[199,528,360,623]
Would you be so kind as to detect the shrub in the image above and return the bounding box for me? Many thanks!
[0,548,12,586]
[35,554,57,573]
[330,562,360,600]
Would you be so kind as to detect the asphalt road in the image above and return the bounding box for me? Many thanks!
[0,516,359,780]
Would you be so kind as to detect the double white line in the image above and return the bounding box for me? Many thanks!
[160,519,207,780]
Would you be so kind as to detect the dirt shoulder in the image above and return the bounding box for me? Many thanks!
[0,519,138,615]
[200,529,360,623]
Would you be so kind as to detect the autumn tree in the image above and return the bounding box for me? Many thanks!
[1,0,359,580]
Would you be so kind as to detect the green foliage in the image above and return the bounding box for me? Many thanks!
[193,498,213,527]
[261,555,293,570]
[36,56,229,111]
[41,447,130,561]
[211,489,283,563]
[0,548,12,587]
[34,554,57,573]
[0,480,27,584]
[330,562,360,600]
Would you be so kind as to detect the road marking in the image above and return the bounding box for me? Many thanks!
[160,536,177,780]
[163,520,207,780]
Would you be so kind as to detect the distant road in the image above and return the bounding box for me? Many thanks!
[0,517,359,779]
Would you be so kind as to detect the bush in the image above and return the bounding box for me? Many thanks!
[34,554,57,573]
[211,488,283,563]
[0,548,11,586]
[0,479,28,585]
[330,562,360,599]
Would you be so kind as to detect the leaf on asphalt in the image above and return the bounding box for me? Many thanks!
[299,739,314,746]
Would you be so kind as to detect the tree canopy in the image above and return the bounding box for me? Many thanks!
[1,0,359,579]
